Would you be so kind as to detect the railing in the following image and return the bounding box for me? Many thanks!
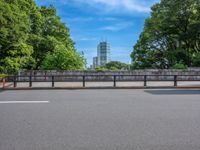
[1,75,200,88]
[0,77,6,88]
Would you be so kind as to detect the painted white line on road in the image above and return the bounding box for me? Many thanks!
[0,101,49,104]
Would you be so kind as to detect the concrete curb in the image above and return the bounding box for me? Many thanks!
[1,86,200,91]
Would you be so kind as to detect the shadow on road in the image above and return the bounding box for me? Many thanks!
[145,89,200,95]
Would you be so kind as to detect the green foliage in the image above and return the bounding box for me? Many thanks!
[0,74,8,77]
[41,45,85,70]
[2,43,35,73]
[0,0,85,73]
[0,0,34,73]
[93,61,130,71]
[28,5,78,68]
[171,63,188,69]
[104,61,130,70]
[131,0,200,69]
[95,67,107,71]
[192,53,200,67]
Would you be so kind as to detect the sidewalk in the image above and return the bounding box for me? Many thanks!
[1,81,200,89]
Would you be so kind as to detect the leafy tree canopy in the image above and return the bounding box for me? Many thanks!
[131,0,200,69]
[104,61,130,70]
[93,61,130,71]
[41,44,85,70]
[0,0,85,73]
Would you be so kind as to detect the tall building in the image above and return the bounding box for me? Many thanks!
[93,57,98,68]
[92,41,111,69]
[97,41,111,66]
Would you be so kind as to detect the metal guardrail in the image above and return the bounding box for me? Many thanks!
[0,77,6,88]
[1,74,200,88]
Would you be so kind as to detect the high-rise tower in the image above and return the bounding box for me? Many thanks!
[97,41,111,66]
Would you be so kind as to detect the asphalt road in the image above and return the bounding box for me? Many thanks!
[0,89,200,150]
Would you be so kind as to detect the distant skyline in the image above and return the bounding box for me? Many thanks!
[35,0,160,66]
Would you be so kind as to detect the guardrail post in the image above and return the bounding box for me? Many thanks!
[29,76,32,87]
[3,78,6,88]
[14,76,17,88]
[83,76,85,87]
[174,75,177,87]
[144,75,147,87]
[52,76,54,87]
[113,75,116,87]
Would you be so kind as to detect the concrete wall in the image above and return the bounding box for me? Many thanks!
[19,69,200,76]
[17,69,200,81]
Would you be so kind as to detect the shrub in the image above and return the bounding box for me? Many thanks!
[171,63,188,69]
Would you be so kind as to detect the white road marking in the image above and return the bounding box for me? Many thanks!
[0,101,49,104]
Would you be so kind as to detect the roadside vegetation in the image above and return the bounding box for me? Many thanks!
[131,0,200,69]
[0,0,85,74]
[1,0,200,73]
[93,61,131,71]
[0,74,8,77]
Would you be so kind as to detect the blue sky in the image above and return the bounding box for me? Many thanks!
[35,0,159,66]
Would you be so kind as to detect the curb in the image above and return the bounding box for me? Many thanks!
[1,86,200,90]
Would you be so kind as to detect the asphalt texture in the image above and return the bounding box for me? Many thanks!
[0,89,200,150]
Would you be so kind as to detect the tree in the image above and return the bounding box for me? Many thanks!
[192,52,200,67]
[0,0,86,73]
[28,5,77,68]
[104,61,130,70]
[41,45,85,70]
[0,0,35,73]
[1,43,35,73]
[131,0,200,69]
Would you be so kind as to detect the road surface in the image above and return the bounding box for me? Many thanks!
[0,89,200,150]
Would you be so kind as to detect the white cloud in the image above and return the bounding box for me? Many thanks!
[100,22,133,31]
[102,17,119,21]
[66,17,120,23]
[57,0,158,13]
[87,0,150,12]
[67,17,94,22]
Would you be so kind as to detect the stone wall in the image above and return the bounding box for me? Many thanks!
[18,68,200,76]
[17,69,200,81]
